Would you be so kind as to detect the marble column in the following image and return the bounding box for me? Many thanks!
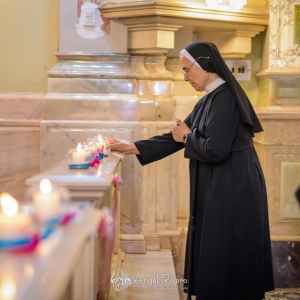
[255,0,300,288]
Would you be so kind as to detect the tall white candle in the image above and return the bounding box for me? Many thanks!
[0,193,31,239]
[33,179,60,220]
[72,143,86,164]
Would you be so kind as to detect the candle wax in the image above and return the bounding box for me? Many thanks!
[72,151,86,164]
[0,213,32,239]
[33,190,60,220]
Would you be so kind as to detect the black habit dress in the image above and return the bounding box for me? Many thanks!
[134,83,274,300]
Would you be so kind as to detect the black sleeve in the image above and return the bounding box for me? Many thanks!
[184,90,240,163]
[133,105,194,166]
[134,132,185,166]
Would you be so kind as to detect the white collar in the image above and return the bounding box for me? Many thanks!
[204,77,226,93]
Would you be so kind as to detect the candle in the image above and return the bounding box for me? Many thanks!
[0,193,31,239]
[97,135,107,155]
[72,143,86,164]
[33,179,60,220]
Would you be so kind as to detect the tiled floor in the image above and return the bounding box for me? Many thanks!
[115,250,300,300]
[115,250,180,300]
[265,289,300,299]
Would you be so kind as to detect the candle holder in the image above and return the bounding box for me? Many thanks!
[26,179,70,224]
[68,143,92,169]
[94,135,111,156]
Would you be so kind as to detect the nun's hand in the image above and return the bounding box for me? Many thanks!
[111,142,140,155]
[172,118,191,143]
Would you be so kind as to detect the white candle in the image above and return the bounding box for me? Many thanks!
[97,135,107,154]
[33,179,60,220]
[0,193,31,239]
[72,143,86,164]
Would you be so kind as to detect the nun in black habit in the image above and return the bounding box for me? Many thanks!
[111,41,274,300]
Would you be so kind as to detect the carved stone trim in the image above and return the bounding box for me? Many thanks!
[49,52,136,79]
[256,67,300,78]
[102,1,268,26]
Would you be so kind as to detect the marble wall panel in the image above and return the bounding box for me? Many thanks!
[48,78,137,94]
[43,93,140,121]
[154,96,176,121]
[254,113,300,236]
[155,122,181,230]
[139,122,157,232]
[269,0,300,67]
[0,121,41,201]
[0,93,43,201]
[0,93,43,120]
[40,120,142,233]
[280,162,300,220]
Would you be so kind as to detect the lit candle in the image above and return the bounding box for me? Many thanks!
[33,179,60,220]
[0,193,31,239]
[97,135,107,154]
[72,143,86,164]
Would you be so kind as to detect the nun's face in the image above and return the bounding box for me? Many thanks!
[180,55,212,92]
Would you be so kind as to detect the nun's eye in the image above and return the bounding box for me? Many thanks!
[181,56,210,76]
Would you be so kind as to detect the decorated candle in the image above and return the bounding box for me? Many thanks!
[71,143,86,164]
[0,193,32,239]
[33,179,60,220]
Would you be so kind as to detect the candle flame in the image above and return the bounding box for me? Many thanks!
[98,134,103,143]
[0,193,18,217]
[0,278,16,299]
[40,178,52,194]
[77,143,82,152]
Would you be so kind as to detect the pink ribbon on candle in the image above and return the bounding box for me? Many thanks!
[10,233,40,254]
[98,174,121,289]
[90,156,100,168]
[10,211,78,254]
[113,173,122,188]
[60,211,77,226]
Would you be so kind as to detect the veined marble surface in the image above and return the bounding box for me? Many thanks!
[43,93,140,121]
[270,0,300,67]
[254,112,300,236]
[144,55,173,80]
[0,93,42,200]
[49,53,136,79]
[48,78,137,94]
[0,92,43,119]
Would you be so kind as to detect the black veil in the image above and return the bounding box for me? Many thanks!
[183,41,263,134]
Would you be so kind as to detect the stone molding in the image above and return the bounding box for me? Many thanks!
[102,1,268,57]
[49,52,136,79]
[256,67,300,78]
[102,1,268,26]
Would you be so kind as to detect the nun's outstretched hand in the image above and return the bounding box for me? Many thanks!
[111,142,140,155]
[172,118,191,143]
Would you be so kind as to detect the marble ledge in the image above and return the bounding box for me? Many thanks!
[44,93,140,102]
[0,92,43,120]
[0,120,41,126]
[255,106,300,119]
[253,140,300,146]
[271,235,300,242]
[256,67,300,78]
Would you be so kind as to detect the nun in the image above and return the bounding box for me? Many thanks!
[111,41,274,300]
